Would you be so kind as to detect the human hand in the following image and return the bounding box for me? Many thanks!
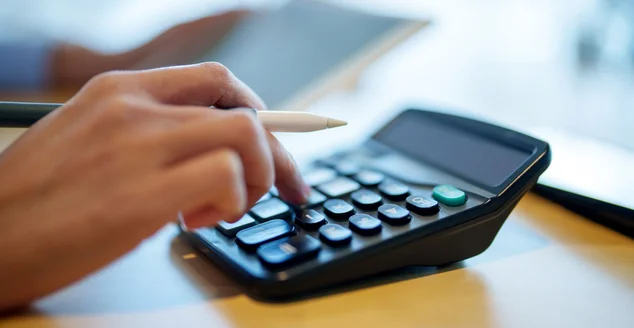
[0,62,309,311]
[51,10,248,87]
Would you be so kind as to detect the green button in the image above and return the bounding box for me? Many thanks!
[432,184,466,206]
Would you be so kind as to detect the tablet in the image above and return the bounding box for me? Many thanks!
[198,1,421,110]
[529,127,634,237]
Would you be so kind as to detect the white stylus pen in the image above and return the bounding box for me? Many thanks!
[0,102,348,132]
[255,110,347,132]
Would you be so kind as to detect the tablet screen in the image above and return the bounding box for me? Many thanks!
[199,1,405,108]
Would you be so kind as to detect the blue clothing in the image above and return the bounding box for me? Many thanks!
[0,42,52,90]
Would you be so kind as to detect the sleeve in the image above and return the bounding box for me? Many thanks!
[0,42,54,90]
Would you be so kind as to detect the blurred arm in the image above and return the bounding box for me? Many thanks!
[0,42,53,90]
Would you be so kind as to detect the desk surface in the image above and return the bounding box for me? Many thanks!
[1,1,634,327]
[0,193,631,328]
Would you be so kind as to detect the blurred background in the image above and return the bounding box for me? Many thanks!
[0,0,632,155]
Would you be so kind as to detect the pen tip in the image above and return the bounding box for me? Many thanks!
[327,118,347,128]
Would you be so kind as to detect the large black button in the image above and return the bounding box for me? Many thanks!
[319,224,352,246]
[378,181,410,201]
[323,199,355,220]
[236,219,294,250]
[216,214,257,238]
[257,235,321,268]
[303,168,337,186]
[353,170,384,187]
[250,198,294,223]
[296,209,327,230]
[378,204,411,225]
[349,214,382,236]
[406,195,440,216]
[316,177,360,198]
[334,162,360,176]
[350,189,383,211]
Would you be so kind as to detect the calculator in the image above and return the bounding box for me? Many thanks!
[180,108,551,299]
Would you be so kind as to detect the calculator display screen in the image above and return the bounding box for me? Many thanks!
[375,115,533,188]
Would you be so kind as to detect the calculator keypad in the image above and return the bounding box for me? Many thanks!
[350,189,383,211]
[349,214,382,235]
[235,219,295,251]
[406,195,439,216]
[334,162,361,176]
[200,156,485,273]
[353,170,385,187]
[250,198,294,223]
[298,189,327,209]
[377,204,411,225]
[319,224,352,246]
[296,209,327,230]
[216,215,257,238]
[257,235,321,268]
[303,168,337,186]
[378,180,410,201]
[316,177,360,198]
[323,199,356,220]
[432,184,467,206]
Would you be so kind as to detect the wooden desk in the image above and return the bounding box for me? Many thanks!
[1,3,633,327]
[0,194,631,328]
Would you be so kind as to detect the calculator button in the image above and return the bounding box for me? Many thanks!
[216,215,257,238]
[296,209,327,230]
[406,195,440,216]
[334,162,360,176]
[378,204,411,225]
[257,235,321,268]
[349,214,382,236]
[378,181,410,201]
[319,224,352,246]
[353,170,385,187]
[316,154,344,167]
[303,189,327,208]
[270,186,279,197]
[250,198,294,223]
[323,199,355,220]
[432,184,467,206]
[350,190,383,211]
[236,219,294,250]
[317,177,360,198]
[303,168,337,186]
[257,193,272,203]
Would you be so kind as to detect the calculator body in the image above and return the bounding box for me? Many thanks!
[181,108,551,299]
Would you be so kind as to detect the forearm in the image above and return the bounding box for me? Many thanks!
[49,43,130,87]
[0,42,53,90]
[0,41,131,91]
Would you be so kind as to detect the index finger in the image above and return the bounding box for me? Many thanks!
[133,62,267,110]
[265,132,311,205]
